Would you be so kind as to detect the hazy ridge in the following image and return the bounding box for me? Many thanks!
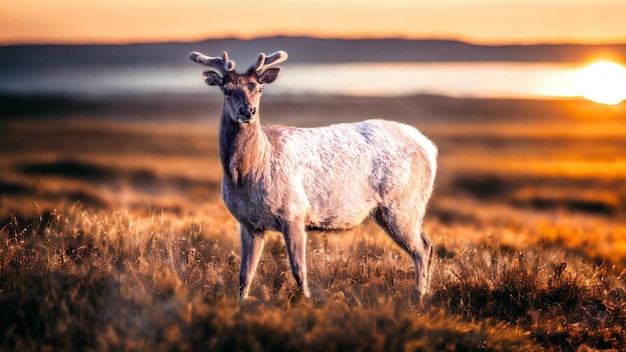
[1,36,626,71]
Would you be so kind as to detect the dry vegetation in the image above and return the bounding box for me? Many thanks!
[1,94,626,351]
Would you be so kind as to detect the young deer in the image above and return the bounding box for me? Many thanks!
[189,50,437,301]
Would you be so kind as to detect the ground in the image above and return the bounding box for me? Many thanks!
[1,93,625,350]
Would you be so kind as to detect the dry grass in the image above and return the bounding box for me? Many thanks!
[2,206,624,351]
[1,94,626,350]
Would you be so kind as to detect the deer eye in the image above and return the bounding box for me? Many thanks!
[222,86,232,95]
[259,87,264,93]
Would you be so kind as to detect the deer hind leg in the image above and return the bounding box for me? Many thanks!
[282,221,311,298]
[239,225,266,300]
[374,206,435,298]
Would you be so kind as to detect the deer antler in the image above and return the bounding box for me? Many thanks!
[189,51,235,76]
[249,51,288,72]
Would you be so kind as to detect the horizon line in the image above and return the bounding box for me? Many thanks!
[3,34,626,48]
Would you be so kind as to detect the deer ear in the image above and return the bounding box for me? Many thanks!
[258,67,281,85]
[203,71,223,86]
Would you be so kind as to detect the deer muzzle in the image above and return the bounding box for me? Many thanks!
[238,106,257,122]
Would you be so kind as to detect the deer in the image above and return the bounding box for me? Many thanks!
[189,50,438,302]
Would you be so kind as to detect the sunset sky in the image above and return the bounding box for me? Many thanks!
[1,0,626,45]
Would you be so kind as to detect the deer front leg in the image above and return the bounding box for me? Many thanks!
[282,221,310,298]
[239,225,265,300]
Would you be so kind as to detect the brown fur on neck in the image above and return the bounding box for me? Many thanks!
[218,111,267,185]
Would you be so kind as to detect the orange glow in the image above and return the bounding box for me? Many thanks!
[575,61,626,105]
[1,1,626,44]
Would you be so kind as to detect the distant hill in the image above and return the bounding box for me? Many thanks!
[1,36,626,70]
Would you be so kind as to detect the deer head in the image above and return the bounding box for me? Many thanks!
[189,50,288,124]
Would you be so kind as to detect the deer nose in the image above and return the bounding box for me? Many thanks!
[239,106,256,118]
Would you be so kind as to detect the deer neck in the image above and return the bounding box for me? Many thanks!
[219,108,268,185]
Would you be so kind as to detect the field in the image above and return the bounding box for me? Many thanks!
[1,93,626,351]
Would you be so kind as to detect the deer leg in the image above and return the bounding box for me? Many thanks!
[418,231,436,295]
[282,221,310,298]
[239,225,265,300]
[374,207,435,299]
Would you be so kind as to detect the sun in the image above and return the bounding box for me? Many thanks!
[575,61,626,105]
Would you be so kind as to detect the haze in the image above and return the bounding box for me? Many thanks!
[2,0,626,45]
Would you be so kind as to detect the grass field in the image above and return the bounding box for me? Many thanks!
[1,94,625,350]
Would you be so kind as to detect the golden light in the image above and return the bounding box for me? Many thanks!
[575,61,626,105]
